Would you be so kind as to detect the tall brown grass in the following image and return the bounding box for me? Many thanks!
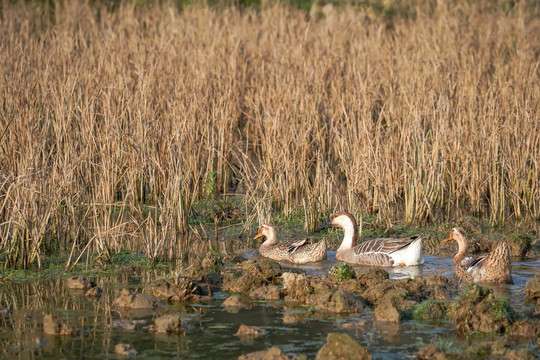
[0,0,538,268]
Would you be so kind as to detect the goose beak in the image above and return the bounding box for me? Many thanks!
[443,236,453,242]
[253,231,264,240]
[320,221,332,230]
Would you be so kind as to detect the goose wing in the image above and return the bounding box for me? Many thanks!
[286,239,308,254]
[349,251,394,266]
[462,255,485,271]
[354,237,417,255]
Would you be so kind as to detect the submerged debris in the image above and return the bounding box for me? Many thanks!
[201,251,223,271]
[144,278,198,303]
[235,324,268,338]
[108,319,147,331]
[43,314,80,336]
[417,344,466,360]
[222,294,249,310]
[66,276,96,290]
[151,314,196,334]
[113,289,164,309]
[315,333,371,360]
[66,276,103,298]
[114,343,137,357]
[238,346,289,360]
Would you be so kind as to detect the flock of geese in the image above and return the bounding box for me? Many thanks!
[254,211,513,284]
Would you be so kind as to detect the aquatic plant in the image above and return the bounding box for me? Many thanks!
[329,262,356,284]
[404,299,449,321]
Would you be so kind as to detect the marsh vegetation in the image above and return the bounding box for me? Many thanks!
[0,0,539,271]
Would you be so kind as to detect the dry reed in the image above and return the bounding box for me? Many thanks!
[0,0,538,268]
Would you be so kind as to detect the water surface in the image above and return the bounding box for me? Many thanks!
[0,255,538,359]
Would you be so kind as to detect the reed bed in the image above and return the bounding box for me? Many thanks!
[0,0,538,268]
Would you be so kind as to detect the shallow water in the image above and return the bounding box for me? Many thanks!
[0,255,538,359]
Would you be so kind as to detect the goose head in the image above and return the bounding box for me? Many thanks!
[324,211,358,251]
[327,211,357,230]
[254,224,277,245]
[443,227,468,253]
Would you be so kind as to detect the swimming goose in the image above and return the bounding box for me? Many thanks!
[254,225,327,264]
[443,227,512,284]
[325,211,424,266]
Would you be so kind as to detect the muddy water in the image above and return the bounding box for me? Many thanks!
[0,255,538,359]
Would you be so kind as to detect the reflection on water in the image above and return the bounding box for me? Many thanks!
[0,255,538,359]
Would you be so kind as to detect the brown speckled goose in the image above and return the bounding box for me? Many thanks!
[254,225,327,264]
[326,211,424,266]
[443,227,512,284]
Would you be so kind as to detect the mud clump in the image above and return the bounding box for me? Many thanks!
[66,276,103,298]
[507,233,533,258]
[113,289,164,309]
[361,279,395,305]
[408,299,449,321]
[374,296,402,322]
[338,278,365,293]
[151,314,196,334]
[238,346,289,360]
[449,284,516,334]
[510,319,540,338]
[524,273,540,306]
[397,277,426,300]
[240,259,282,281]
[307,289,364,314]
[43,314,80,336]
[201,251,223,270]
[356,268,389,288]
[144,278,198,303]
[282,272,313,302]
[223,271,265,294]
[315,333,371,360]
[426,275,456,300]
[249,284,281,300]
[417,344,466,360]
[115,343,137,356]
[222,294,250,310]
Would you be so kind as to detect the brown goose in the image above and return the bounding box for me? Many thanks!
[443,227,512,284]
[325,211,424,266]
[254,225,327,264]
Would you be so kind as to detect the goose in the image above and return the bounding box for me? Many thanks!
[254,225,327,264]
[325,211,423,266]
[443,227,512,284]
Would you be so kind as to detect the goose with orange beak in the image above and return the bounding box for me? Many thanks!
[443,227,512,284]
[254,225,327,264]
